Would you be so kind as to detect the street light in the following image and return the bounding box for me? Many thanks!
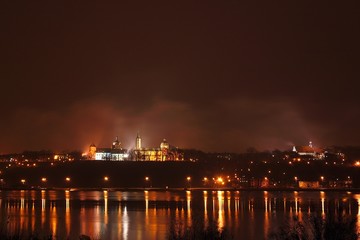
[186,176,191,189]
[104,176,109,181]
[41,177,47,183]
[144,176,151,188]
[65,177,71,190]
[203,177,209,187]
[21,179,26,184]
[294,176,298,188]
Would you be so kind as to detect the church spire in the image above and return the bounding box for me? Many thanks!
[136,132,142,150]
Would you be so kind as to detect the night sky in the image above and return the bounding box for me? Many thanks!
[1,1,360,153]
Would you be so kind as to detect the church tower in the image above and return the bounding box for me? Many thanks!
[136,133,142,150]
[112,136,122,150]
[89,143,97,159]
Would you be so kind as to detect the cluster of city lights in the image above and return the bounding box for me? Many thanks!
[16,176,110,185]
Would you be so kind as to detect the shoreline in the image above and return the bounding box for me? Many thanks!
[1,187,359,193]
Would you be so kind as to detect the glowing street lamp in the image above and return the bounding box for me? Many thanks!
[104,176,109,181]
[41,177,47,183]
[203,177,208,187]
[144,176,151,188]
[65,177,71,182]
[215,177,225,187]
[186,176,191,189]
[21,179,26,184]
[320,176,324,181]
[294,176,298,188]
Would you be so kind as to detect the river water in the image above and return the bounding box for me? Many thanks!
[0,190,359,239]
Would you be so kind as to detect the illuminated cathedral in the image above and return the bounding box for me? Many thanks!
[131,133,183,161]
[87,134,183,161]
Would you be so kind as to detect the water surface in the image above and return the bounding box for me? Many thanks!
[0,190,359,239]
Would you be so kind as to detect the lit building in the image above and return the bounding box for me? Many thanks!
[88,136,129,161]
[292,141,325,160]
[131,135,183,161]
[88,143,96,159]
[298,181,320,189]
[87,135,183,161]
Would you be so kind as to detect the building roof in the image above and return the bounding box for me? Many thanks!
[294,145,323,153]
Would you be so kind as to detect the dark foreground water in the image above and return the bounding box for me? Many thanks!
[0,190,359,239]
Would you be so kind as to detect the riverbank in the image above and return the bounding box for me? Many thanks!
[1,160,359,189]
[1,186,359,193]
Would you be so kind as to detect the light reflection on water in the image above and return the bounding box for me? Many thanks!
[0,190,359,239]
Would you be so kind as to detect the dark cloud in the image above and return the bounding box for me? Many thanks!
[0,1,360,153]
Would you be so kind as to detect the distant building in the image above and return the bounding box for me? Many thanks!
[292,141,325,160]
[298,181,320,189]
[88,136,129,161]
[131,135,183,161]
[87,134,183,161]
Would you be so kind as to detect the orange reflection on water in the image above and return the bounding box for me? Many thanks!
[117,203,122,238]
[217,191,225,230]
[30,190,36,200]
[144,190,149,224]
[4,190,360,239]
[50,203,57,235]
[20,190,25,232]
[227,191,231,222]
[186,191,191,226]
[103,190,108,225]
[122,206,129,240]
[212,193,216,219]
[320,191,325,218]
[234,192,240,230]
[203,191,208,228]
[31,201,35,231]
[264,192,269,238]
[65,190,71,236]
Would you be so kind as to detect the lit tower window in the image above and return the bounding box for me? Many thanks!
[136,133,142,150]
[160,139,169,150]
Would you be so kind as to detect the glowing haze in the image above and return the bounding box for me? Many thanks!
[0,1,359,153]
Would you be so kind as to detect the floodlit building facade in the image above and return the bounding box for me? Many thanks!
[88,137,129,161]
[131,134,183,161]
[87,134,183,161]
[292,141,325,160]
